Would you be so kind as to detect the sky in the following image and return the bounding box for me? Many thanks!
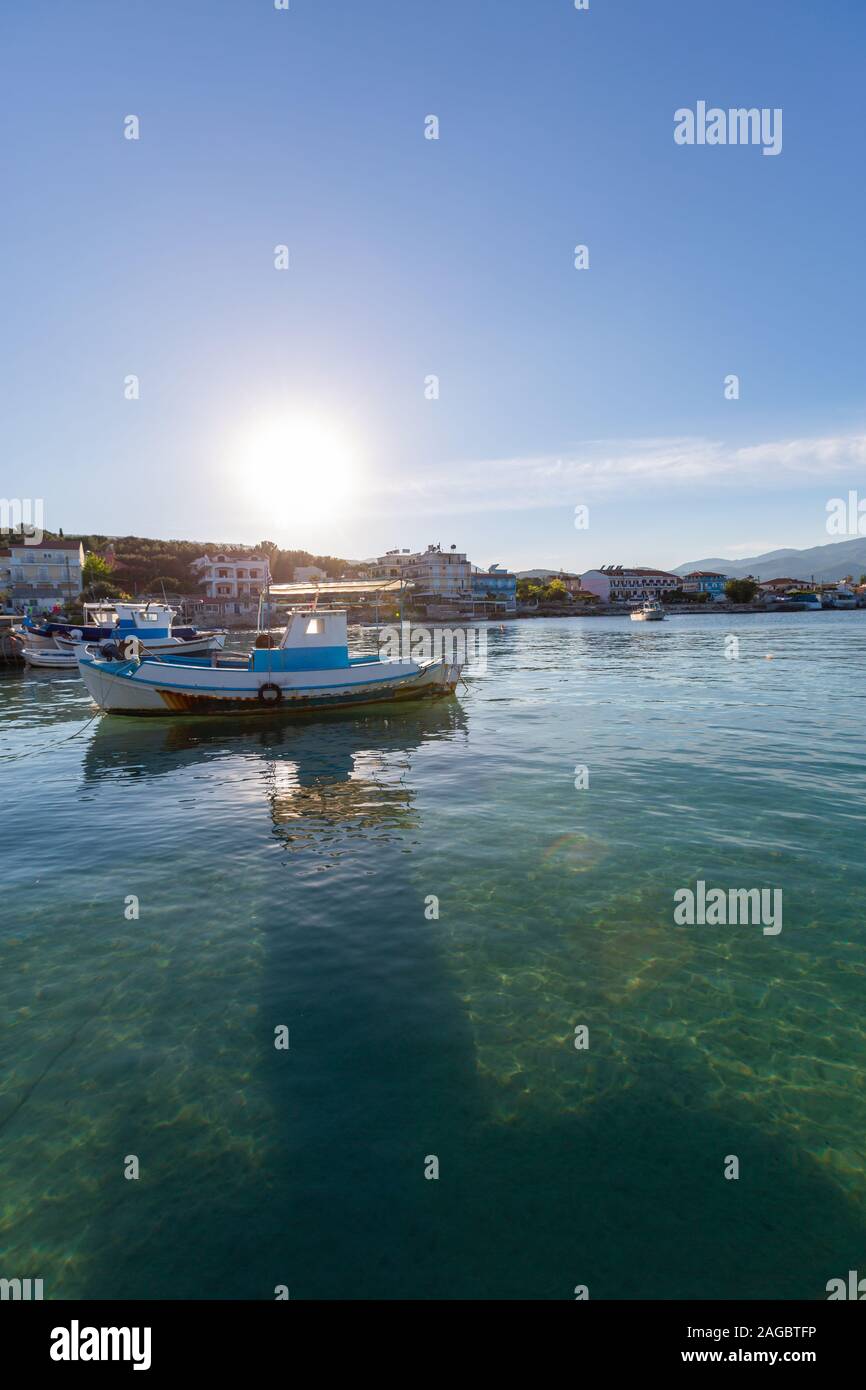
[2,0,865,572]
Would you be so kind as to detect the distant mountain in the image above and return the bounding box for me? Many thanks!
[674,537,866,584]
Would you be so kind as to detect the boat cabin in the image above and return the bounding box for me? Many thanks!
[251,609,350,672]
[114,603,177,639]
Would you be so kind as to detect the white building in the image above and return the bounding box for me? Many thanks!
[7,539,84,611]
[191,551,271,600]
[293,565,327,583]
[580,566,682,602]
[376,544,472,600]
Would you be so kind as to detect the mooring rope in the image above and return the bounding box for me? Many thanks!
[0,710,101,763]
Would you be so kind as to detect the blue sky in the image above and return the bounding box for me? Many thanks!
[2,0,865,571]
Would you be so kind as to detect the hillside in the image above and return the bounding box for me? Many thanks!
[675,537,866,584]
[0,530,356,594]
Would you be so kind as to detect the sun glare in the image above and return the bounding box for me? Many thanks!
[238,415,361,522]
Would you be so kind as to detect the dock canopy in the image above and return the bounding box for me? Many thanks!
[268,579,406,600]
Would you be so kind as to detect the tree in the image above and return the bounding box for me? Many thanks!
[725,578,758,604]
[82,553,112,589]
[544,578,569,602]
[516,578,536,603]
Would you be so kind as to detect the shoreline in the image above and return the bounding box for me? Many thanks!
[403,604,866,624]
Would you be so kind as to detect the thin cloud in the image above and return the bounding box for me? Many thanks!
[364,433,866,516]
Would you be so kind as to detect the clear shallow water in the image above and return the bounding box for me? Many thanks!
[1,614,865,1299]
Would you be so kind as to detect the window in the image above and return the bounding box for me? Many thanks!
[305,618,323,635]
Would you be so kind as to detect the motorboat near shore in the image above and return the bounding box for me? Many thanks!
[77,608,463,716]
[630,599,666,622]
[17,602,226,656]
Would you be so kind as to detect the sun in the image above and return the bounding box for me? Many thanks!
[237,415,361,523]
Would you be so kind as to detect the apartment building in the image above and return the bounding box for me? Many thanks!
[191,552,271,599]
[6,539,84,611]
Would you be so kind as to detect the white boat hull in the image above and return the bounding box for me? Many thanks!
[630,611,665,621]
[22,647,81,668]
[55,632,225,656]
[78,654,462,715]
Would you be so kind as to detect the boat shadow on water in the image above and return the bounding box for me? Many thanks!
[12,701,864,1300]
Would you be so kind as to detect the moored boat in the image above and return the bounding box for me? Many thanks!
[630,599,666,622]
[22,645,83,668]
[18,602,226,655]
[77,608,463,716]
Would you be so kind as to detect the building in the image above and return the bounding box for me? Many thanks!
[757,577,814,594]
[293,565,327,583]
[580,566,682,602]
[680,570,730,600]
[373,545,473,603]
[191,551,271,600]
[6,539,84,612]
[401,545,472,603]
[182,595,265,626]
[373,549,415,579]
[470,564,517,612]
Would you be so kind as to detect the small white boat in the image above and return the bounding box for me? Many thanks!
[78,608,463,716]
[630,599,665,622]
[22,643,86,669]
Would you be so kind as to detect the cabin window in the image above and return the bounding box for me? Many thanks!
[305,618,324,635]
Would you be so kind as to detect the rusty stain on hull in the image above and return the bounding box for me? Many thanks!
[151,681,457,717]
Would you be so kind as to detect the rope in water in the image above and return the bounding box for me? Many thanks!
[1,710,101,763]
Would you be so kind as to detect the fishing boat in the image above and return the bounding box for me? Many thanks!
[18,602,226,655]
[630,599,665,622]
[77,608,463,716]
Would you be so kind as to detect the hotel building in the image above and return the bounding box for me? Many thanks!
[580,566,682,602]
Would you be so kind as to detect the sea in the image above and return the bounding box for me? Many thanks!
[1,612,864,1299]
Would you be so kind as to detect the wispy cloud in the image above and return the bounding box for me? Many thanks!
[366,432,866,515]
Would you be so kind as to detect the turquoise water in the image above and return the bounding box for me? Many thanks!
[1,614,865,1300]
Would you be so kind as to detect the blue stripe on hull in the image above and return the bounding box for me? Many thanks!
[80,659,424,693]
